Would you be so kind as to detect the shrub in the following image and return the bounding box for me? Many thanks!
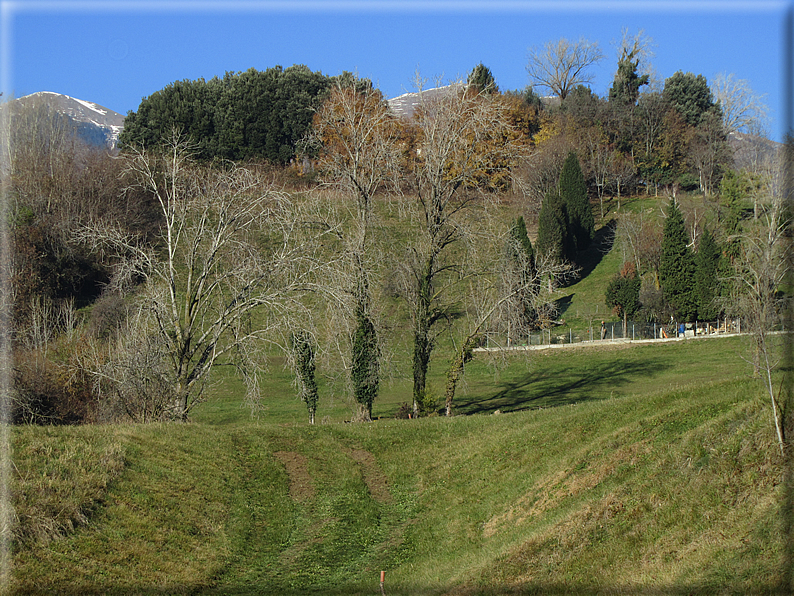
[395,402,412,419]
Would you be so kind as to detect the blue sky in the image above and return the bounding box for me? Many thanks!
[1,1,792,140]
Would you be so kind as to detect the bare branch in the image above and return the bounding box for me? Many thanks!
[526,37,604,100]
[711,72,770,136]
[79,133,320,421]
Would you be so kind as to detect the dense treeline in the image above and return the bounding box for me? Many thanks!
[119,65,362,163]
[4,40,787,427]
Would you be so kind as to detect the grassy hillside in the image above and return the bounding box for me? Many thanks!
[9,335,789,595]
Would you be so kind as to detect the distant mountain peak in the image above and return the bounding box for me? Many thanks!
[387,83,465,119]
[11,91,125,149]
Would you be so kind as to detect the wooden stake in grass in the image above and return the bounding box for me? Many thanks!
[380,570,386,595]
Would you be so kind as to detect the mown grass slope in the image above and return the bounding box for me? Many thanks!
[9,335,789,595]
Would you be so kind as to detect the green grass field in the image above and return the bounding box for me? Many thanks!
[7,196,792,595]
[8,333,791,595]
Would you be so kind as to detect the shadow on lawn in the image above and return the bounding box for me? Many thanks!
[456,356,670,415]
[571,217,616,282]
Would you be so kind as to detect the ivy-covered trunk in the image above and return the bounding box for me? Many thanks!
[444,335,477,417]
[412,257,434,416]
[292,330,318,425]
[352,306,379,422]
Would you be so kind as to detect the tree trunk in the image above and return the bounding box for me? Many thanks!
[444,335,477,417]
[412,257,435,416]
[413,320,431,416]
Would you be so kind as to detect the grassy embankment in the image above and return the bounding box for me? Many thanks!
[8,195,790,594]
[9,334,789,595]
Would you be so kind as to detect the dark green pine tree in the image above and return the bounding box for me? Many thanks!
[509,216,535,272]
[507,216,538,328]
[608,47,650,105]
[536,191,568,261]
[351,306,379,421]
[659,198,697,321]
[467,63,498,95]
[662,71,721,127]
[559,151,594,258]
[694,227,722,321]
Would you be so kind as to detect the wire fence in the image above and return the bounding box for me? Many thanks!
[483,317,783,349]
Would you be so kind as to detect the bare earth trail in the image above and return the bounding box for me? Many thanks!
[206,430,414,595]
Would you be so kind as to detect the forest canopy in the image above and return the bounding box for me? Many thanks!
[119,65,364,163]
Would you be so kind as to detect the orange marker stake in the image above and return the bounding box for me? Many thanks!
[380,570,386,595]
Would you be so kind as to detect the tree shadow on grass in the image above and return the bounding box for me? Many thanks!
[572,217,616,282]
[455,356,671,415]
[555,293,574,319]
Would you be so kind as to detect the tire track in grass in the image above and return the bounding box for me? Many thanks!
[207,430,297,594]
[343,447,393,505]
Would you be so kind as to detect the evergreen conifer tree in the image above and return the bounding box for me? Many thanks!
[509,216,535,271]
[536,192,568,261]
[559,151,594,256]
[659,198,696,321]
[291,331,319,425]
[508,216,538,327]
[467,63,498,95]
[694,227,722,321]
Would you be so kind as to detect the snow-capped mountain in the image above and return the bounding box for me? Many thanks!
[387,83,465,119]
[728,131,783,171]
[9,91,125,149]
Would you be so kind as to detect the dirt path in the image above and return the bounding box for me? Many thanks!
[273,451,315,502]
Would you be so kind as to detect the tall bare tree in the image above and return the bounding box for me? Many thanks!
[710,72,770,136]
[726,189,791,454]
[396,77,523,415]
[309,80,401,420]
[442,224,572,416]
[79,132,315,421]
[526,37,604,101]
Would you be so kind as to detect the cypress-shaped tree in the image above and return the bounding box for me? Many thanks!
[509,216,536,272]
[351,306,379,421]
[291,331,319,425]
[659,198,696,321]
[694,227,722,321]
[507,216,538,328]
[559,151,594,256]
[536,191,568,261]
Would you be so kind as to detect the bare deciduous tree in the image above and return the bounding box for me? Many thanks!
[710,72,770,136]
[615,210,663,284]
[395,77,524,415]
[309,81,401,420]
[526,37,604,101]
[79,132,315,421]
[726,190,791,454]
[688,111,731,196]
[442,225,573,416]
